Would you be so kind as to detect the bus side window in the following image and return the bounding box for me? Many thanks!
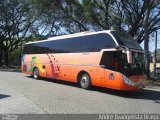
[111,54,119,70]
[100,51,122,71]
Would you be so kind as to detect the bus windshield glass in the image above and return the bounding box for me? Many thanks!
[100,51,145,77]
[122,51,145,77]
[111,31,142,50]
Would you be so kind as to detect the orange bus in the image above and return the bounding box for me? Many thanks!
[22,30,147,91]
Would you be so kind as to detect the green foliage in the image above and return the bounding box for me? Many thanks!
[0,0,36,65]
[78,0,160,44]
[8,47,21,66]
[0,0,160,66]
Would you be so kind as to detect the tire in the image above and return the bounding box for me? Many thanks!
[33,68,39,80]
[79,73,91,89]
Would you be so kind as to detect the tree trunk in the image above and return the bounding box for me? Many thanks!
[143,1,151,79]
[144,33,150,79]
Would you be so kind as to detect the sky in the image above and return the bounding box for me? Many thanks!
[140,30,160,52]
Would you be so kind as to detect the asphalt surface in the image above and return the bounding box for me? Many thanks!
[0,71,160,114]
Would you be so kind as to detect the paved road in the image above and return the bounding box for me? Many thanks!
[0,71,160,114]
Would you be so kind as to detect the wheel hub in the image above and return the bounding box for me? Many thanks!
[81,76,88,87]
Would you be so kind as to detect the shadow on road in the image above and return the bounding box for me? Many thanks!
[91,87,160,102]
[26,76,160,103]
[0,69,21,73]
[0,94,10,99]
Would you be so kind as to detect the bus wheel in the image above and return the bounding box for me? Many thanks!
[79,73,91,89]
[33,68,39,80]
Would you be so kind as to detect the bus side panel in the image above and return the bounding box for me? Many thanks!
[70,66,79,83]
[104,70,145,91]
[22,54,33,75]
[77,66,93,83]
[22,52,104,82]
[34,55,49,78]
[105,70,124,90]
[56,65,71,81]
[34,63,45,77]
[22,54,54,78]
[51,52,102,67]
[41,54,56,80]
[91,67,105,87]
[73,66,105,87]
[42,63,53,78]
[51,52,103,82]
[70,66,91,83]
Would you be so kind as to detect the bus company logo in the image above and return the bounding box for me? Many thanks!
[109,73,114,80]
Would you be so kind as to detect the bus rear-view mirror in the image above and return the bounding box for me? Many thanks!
[126,50,132,64]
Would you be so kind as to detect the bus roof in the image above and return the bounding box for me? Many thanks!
[26,30,115,45]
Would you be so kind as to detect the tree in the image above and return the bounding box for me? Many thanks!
[143,0,156,78]
[29,0,91,34]
[78,0,160,78]
[0,0,36,66]
[21,0,160,43]
[78,0,160,43]
[156,49,160,63]
[28,0,64,36]
[1,0,158,69]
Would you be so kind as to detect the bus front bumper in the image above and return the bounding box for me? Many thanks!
[123,75,148,89]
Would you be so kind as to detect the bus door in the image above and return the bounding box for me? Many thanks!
[100,51,123,89]
[100,51,122,72]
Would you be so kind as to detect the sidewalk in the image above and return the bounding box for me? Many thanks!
[0,83,44,114]
[0,67,21,72]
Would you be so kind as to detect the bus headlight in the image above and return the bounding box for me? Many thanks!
[123,75,135,86]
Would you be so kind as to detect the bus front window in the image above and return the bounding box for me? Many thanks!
[122,52,145,77]
[111,31,142,50]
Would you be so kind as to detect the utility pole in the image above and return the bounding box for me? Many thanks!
[154,31,158,78]
[0,41,3,66]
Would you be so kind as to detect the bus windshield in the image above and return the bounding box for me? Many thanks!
[122,51,145,77]
[100,51,145,77]
[111,31,142,50]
